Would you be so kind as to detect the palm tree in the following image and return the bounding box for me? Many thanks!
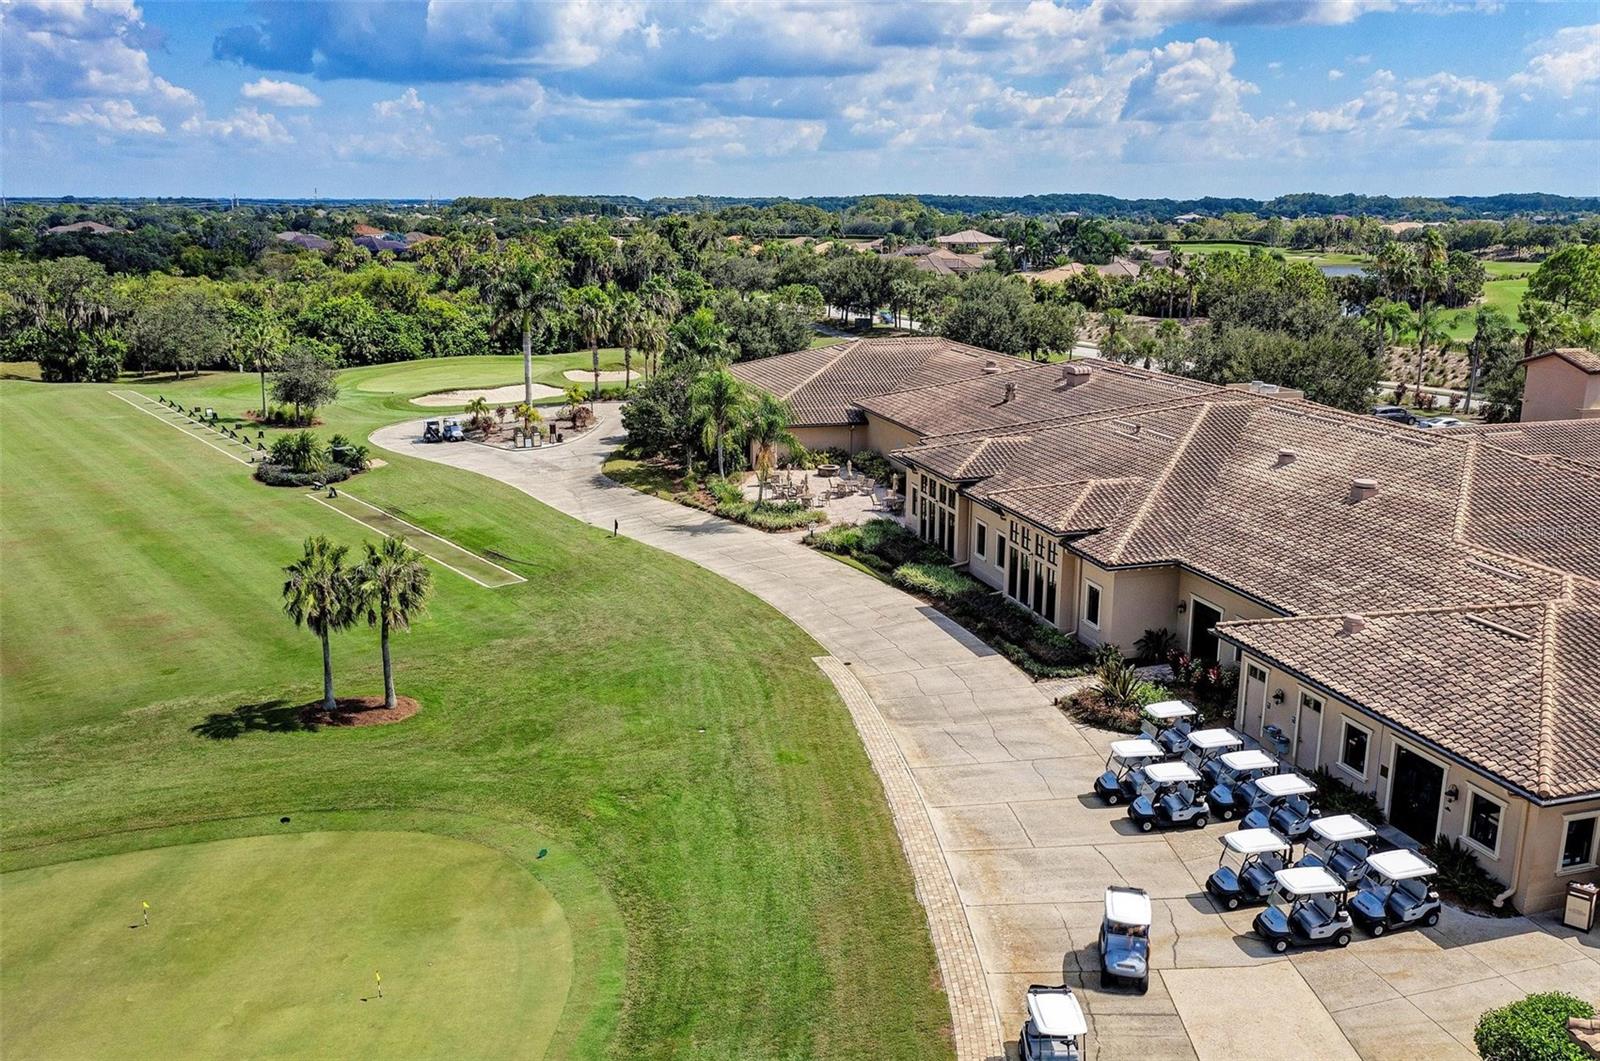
[691,368,747,478]
[351,537,433,710]
[744,393,796,504]
[488,247,560,407]
[612,291,645,390]
[1365,298,1412,355]
[239,313,287,417]
[282,536,356,712]
[636,311,669,379]
[464,396,492,435]
[1413,302,1447,395]
[566,285,613,407]
[513,401,542,440]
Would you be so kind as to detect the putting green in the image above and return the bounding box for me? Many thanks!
[0,831,572,1060]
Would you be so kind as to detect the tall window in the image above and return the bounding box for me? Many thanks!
[1339,721,1370,778]
[1044,568,1057,623]
[976,523,987,559]
[1466,790,1503,857]
[1084,582,1102,627]
[1563,815,1598,871]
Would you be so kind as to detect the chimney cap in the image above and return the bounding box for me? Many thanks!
[982,359,1001,374]
[1276,448,1296,464]
[1350,477,1379,501]
[1341,614,1366,635]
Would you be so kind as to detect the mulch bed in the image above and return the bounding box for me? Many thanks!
[299,695,419,727]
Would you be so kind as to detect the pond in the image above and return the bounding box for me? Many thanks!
[1319,264,1369,278]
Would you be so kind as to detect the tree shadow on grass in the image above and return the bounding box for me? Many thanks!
[191,700,318,740]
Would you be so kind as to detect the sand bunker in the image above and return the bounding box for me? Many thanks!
[562,370,637,384]
[412,384,563,407]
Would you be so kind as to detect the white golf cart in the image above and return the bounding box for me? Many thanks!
[1141,699,1198,755]
[1349,849,1442,936]
[1183,728,1245,778]
[1098,885,1152,992]
[1205,749,1280,821]
[1127,761,1209,832]
[1093,738,1167,806]
[1018,983,1088,1060]
[1205,828,1293,911]
[1299,815,1378,886]
[1252,866,1354,952]
[1239,773,1317,834]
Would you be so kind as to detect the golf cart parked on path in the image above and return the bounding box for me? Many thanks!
[1183,728,1244,779]
[1253,866,1354,952]
[1206,749,1280,821]
[1350,849,1442,936]
[1206,828,1293,911]
[1098,886,1152,993]
[423,419,443,443]
[1094,738,1167,806]
[1299,815,1378,887]
[441,418,466,442]
[1018,983,1087,1061]
[1142,699,1198,756]
[1239,773,1317,834]
[1128,761,1209,832]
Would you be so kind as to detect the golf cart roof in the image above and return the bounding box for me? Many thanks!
[1026,985,1088,1038]
[1186,728,1243,751]
[1145,761,1202,785]
[1144,699,1197,721]
[1223,828,1292,855]
[1364,849,1438,881]
[1255,773,1316,798]
[1110,738,1165,760]
[1104,886,1152,927]
[1274,865,1346,897]
[1310,814,1376,843]
[1220,749,1277,772]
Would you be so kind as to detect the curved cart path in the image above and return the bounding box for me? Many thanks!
[373,412,1596,1061]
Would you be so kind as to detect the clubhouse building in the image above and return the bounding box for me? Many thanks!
[732,338,1600,914]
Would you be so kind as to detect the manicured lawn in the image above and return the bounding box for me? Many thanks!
[1,831,572,1060]
[1438,277,1528,341]
[0,362,951,1059]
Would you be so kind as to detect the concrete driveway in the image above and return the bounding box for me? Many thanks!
[373,411,1598,1061]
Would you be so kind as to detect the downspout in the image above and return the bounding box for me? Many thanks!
[1493,798,1531,909]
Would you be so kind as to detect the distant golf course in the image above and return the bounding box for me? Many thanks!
[0,349,950,1059]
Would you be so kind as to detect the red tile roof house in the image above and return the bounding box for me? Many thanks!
[732,339,1600,913]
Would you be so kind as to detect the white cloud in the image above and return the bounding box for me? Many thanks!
[42,97,165,135]
[1509,23,1600,99]
[1328,68,1344,81]
[1,0,197,107]
[461,133,504,152]
[240,78,321,108]
[1120,38,1258,124]
[374,87,427,119]
[181,106,292,144]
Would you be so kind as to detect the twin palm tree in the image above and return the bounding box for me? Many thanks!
[566,285,613,406]
[488,247,562,407]
[691,368,747,478]
[611,291,645,390]
[282,534,432,712]
[745,393,796,503]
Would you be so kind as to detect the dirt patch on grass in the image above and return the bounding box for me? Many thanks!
[300,695,419,727]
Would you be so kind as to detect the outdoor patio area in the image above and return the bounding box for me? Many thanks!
[739,464,906,526]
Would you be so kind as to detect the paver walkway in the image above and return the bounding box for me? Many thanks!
[372,411,1599,1061]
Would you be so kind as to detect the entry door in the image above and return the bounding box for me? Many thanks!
[1294,692,1324,770]
[1389,747,1445,846]
[1240,664,1267,731]
[1189,600,1224,664]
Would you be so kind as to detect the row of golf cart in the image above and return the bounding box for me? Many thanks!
[422,419,466,443]
[1019,885,1152,1060]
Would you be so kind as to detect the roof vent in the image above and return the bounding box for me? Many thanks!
[1250,380,1280,395]
[982,359,1002,374]
[1060,362,1092,380]
[1349,477,1378,502]
[1341,614,1366,635]
[1002,381,1018,403]
[1275,448,1296,466]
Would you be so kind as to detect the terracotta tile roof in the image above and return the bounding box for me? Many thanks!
[937,229,1004,245]
[1217,599,1600,801]
[1522,347,1600,374]
[1442,419,1600,471]
[728,338,1032,427]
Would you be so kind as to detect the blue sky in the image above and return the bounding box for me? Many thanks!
[3,1,1598,200]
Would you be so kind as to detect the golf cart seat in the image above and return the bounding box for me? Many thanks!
[1268,795,1319,840]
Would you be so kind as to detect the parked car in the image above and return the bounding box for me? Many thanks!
[1093,738,1167,806]
[1128,761,1209,832]
[1349,849,1442,936]
[1239,773,1317,834]
[1298,815,1378,887]
[1252,866,1354,952]
[1098,886,1151,992]
[1018,983,1087,1061]
[1415,415,1465,430]
[1140,699,1198,756]
[1206,828,1293,910]
[1371,404,1417,425]
[1205,749,1280,821]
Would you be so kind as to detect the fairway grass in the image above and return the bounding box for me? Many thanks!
[0,359,953,1059]
[1,831,572,1060]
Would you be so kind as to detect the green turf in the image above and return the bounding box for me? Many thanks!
[1438,277,1529,341]
[0,358,952,1059]
[1,831,572,1060]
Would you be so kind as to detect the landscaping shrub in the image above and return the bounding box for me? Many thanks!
[253,462,351,488]
[1431,835,1505,911]
[1474,992,1595,1061]
[850,449,893,483]
[891,562,984,602]
[268,430,327,474]
[947,593,1093,678]
[809,524,864,555]
[1135,627,1178,662]
[1060,654,1165,731]
[858,518,945,567]
[1307,767,1386,824]
[731,500,827,532]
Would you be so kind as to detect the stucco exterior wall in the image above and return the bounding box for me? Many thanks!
[791,424,858,453]
[1521,357,1600,422]
[863,415,924,456]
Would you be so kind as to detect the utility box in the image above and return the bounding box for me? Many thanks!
[1564,881,1598,932]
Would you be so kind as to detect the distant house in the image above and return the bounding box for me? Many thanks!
[1096,257,1142,279]
[352,223,386,238]
[44,221,121,235]
[915,249,988,276]
[274,231,333,251]
[403,231,441,246]
[1171,213,1203,224]
[355,235,409,255]
[1520,348,1600,422]
[1019,263,1088,284]
[935,229,1004,252]
[889,244,937,258]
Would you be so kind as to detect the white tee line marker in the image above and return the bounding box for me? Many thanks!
[313,489,526,585]
[108,391,253,465]
[302,493,513,589]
